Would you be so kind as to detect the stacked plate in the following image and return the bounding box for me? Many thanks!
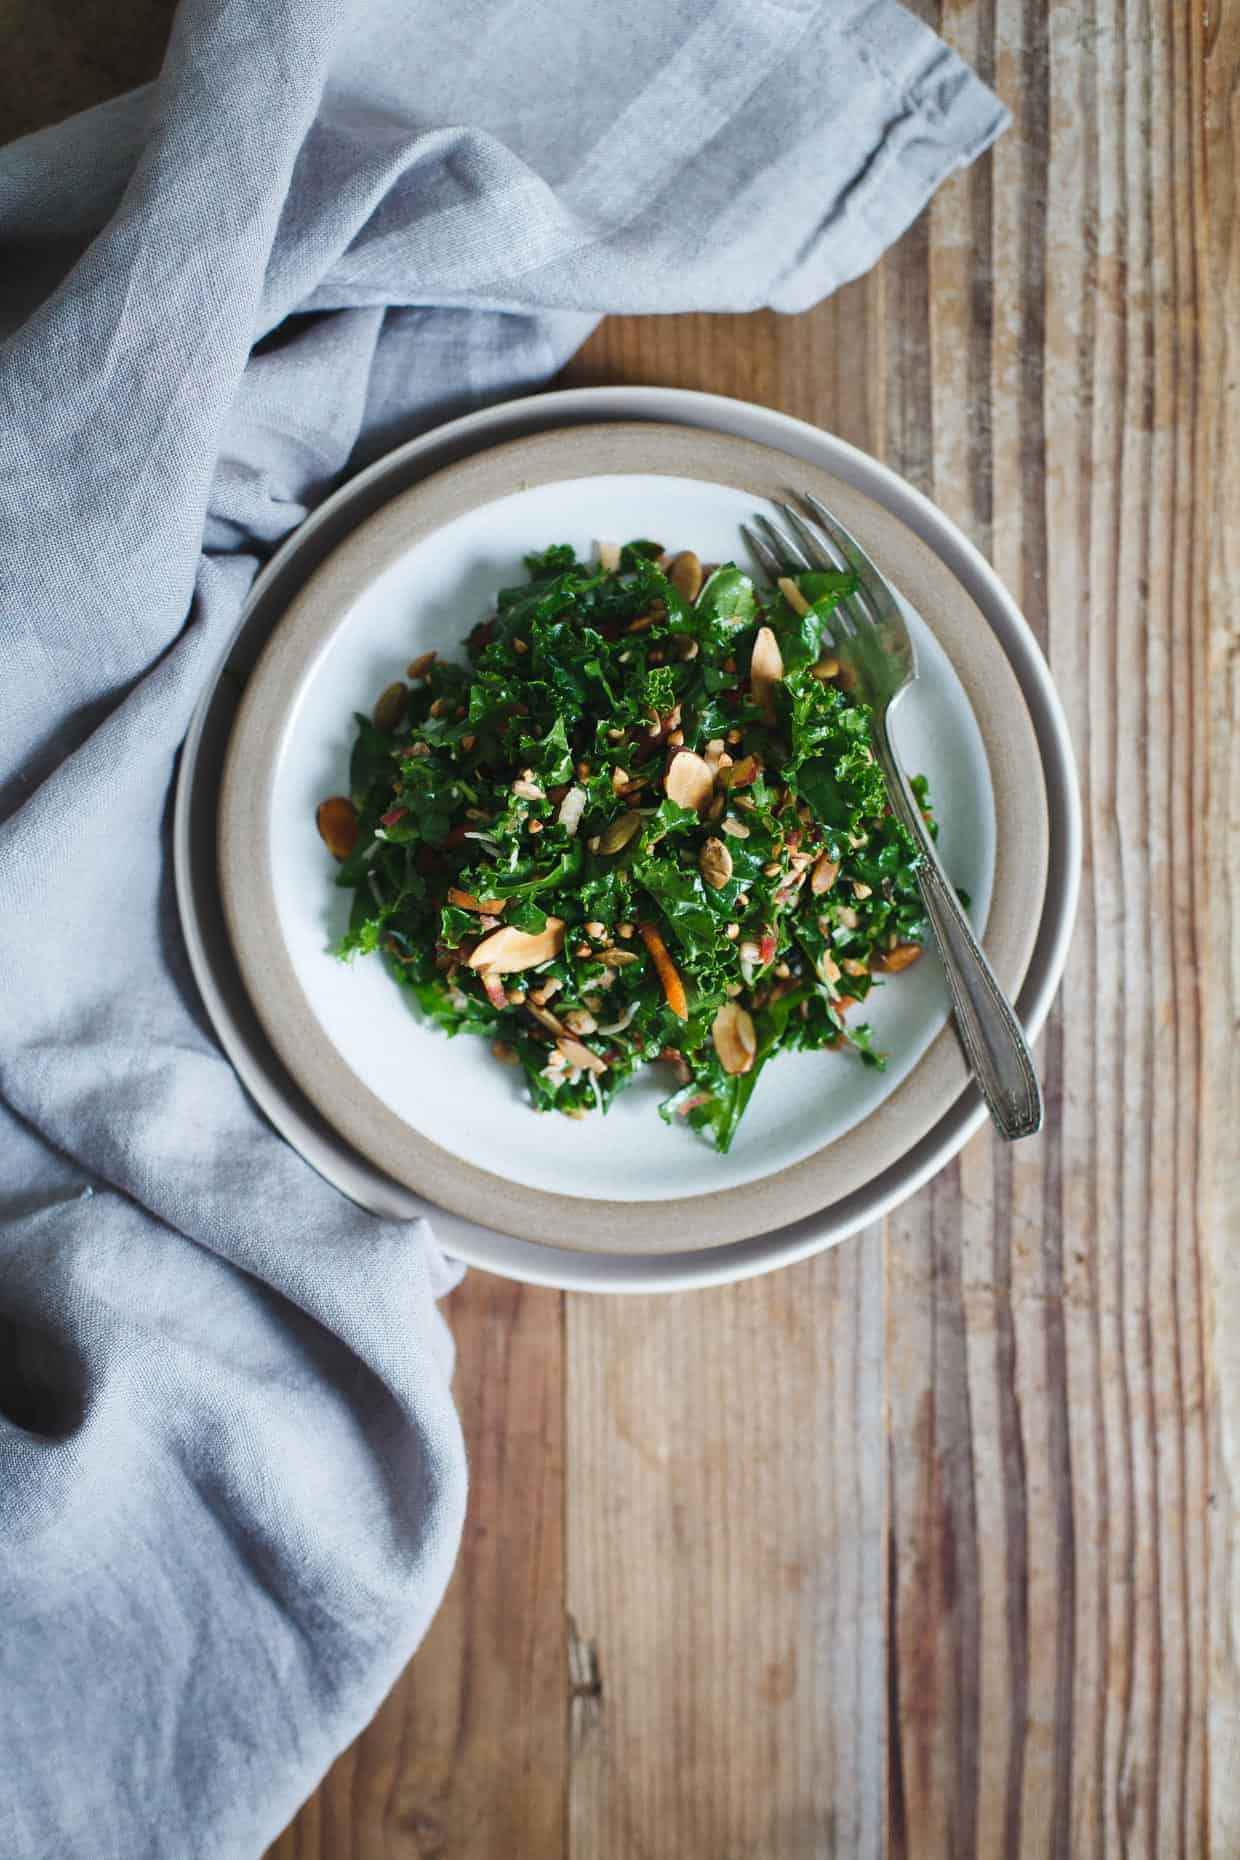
[176,389,1080,1291]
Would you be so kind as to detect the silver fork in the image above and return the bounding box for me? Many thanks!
[742,494,1043,1141]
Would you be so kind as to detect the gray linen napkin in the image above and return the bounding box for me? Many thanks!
[0,3,1004,1855]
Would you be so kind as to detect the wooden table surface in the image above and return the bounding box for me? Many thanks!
[7,2,1238,1855]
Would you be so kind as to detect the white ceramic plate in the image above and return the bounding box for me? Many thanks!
[277,475,991,1202]
[178,387,1080,1289]
[218,424,1044,1252]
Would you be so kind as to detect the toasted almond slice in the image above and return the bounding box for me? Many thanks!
[668,550,704,603]
[664,749,715,814]
[526,1000,569,1037]
[406,650,437,679]
[316,796,359,862]
[467,917,566,973]
[373,682,408,732]
[597,540,622,572]
[810,852,840,895]
[699,837,734,889]
[556,1035,608,1075]
[598,810,643,854]
[750,626,784,724]
[557,786,588,837]
[777,576,812,617]
[875,942,923,973]
[447,887,506,915]
[639,922,689,1021]
[725,753,762,788]
[711,1001,757,1075]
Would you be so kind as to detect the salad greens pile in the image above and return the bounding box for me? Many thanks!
[317,541,938,1153]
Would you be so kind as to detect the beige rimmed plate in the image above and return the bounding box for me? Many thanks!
[218,424,1048,1252]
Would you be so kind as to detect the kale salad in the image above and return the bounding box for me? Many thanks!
[315,542,938,1153]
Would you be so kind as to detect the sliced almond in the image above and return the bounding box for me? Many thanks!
[512,776,545,801]
[720,816,751,839]
[373,682,408,732]
[596,541,622,572]
[711,1002,757,1075]
[316,796,359,862]
[447,887,505,915]
[467,917,566,974]
[664,750,715,814]
[557,786,588,837]
[841,957,869,978]
[406,650,437,679]
[722,753,758,789]
[526,1000,569,1037]
[699,837,734,889]
[875,942,923,973]
[750,626,784,724]
[777,576,812,617]
[556,1035,608,1075]
[639,922,689,1021]
[668,550,703,603]
[598,810,643,854]
[562,1007,598,1036]
[811,853,840,895]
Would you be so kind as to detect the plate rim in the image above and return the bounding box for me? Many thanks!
[176,383,1080,1290]
[216,420,1048,1252]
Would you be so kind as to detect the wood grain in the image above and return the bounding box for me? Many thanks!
[1206,0,1240,1850]
[564,1248,884,1860]
[266,1276,567,1860]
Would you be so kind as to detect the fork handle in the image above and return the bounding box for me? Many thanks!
[873,716,1044,1141]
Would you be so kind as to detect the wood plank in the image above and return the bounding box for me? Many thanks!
[563,1246,884,1860]
[1205,0,1240,1848]
[886,2,1216,1856]
[265,1275,567,1860]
